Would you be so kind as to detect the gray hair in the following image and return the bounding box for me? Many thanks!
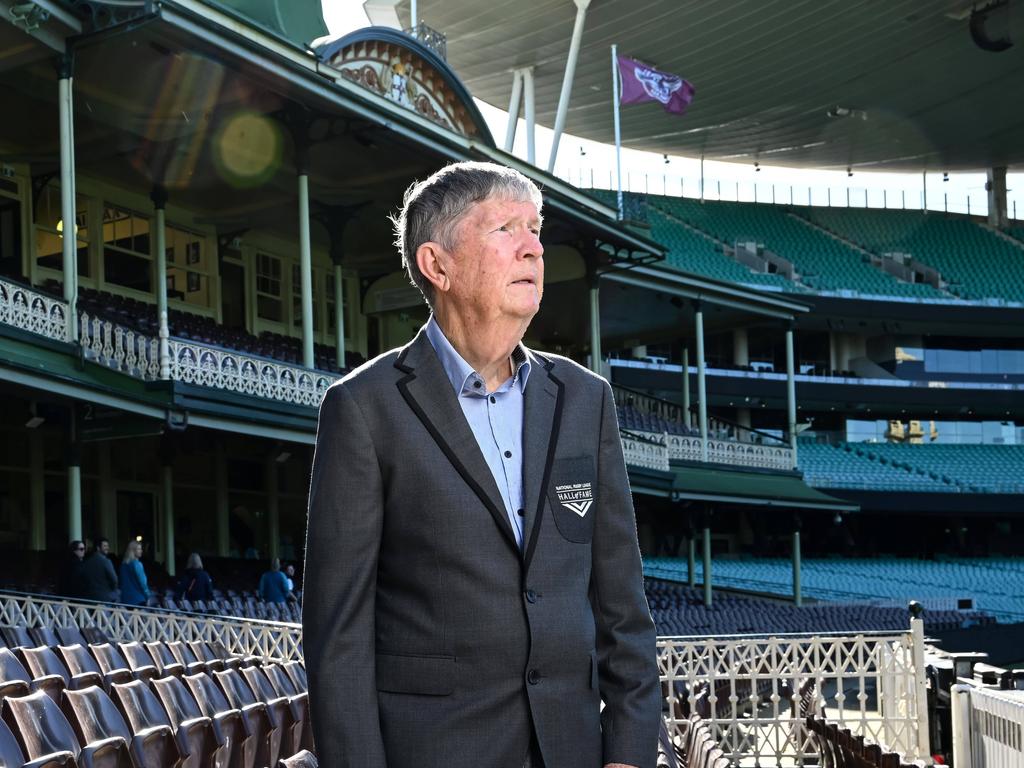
[391,161,543,307]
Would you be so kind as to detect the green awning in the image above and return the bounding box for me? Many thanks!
[210,0,329,47]
[667,465,858,512]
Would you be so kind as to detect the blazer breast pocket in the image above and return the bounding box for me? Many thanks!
[547,456,597,543]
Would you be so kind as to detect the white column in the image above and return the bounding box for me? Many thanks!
[733,327,749,367]
[409,0,418,31]
[987,166,1008,228]
[333,264,346,369]
[161,465,175,577]
[786,326,798,467]
[152,188,170,379]
[67,429,82,543]
[792,525,802,607]
[298,172,314,369]
[266,455,280,561]
[681,347,691,429]
[523,67,536,165]
[58,62,78,341]
[504,70,523,152]
[589,277,601,375]
[695,304,708,461]
[547,0,592,172]
[702,522,712,607]
[29,431,45,550]
[215,442,229,557]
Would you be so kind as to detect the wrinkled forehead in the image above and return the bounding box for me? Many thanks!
[465,194,543,225]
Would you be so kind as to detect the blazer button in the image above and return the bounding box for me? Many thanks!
[527,669,541,685]
[525,589,537,603]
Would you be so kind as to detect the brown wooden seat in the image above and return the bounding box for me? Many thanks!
[152,675,241,768]
[184,673,260,768]
[213,669,282,767]
[3,689,128,768]
[62,685,173,768]
[110,680,200,768]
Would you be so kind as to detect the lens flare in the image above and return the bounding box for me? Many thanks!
[213,111,283,188]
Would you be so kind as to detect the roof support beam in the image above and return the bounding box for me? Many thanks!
[547,0,591,173]
[504,69,523,152]
[522,66,536,164]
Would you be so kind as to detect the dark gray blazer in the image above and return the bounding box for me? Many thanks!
[303,327,660,768]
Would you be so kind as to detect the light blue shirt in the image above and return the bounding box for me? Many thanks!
[426,316,531,548]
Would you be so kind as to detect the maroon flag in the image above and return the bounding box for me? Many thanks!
[617,55,695,115]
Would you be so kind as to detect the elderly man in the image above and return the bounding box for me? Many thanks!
[304,161,660,768]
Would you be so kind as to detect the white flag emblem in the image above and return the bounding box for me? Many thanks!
[555,482,594,517]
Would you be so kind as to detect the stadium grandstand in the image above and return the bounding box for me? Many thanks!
[0,0,1022,765]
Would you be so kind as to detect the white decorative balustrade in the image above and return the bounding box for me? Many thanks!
[625,428,796,471]
[167,338,338,408]
[0,590,303,663]
[0,277,69,343]
[659,619,931,766]
[621,431,671,472]
[78,310,340,407]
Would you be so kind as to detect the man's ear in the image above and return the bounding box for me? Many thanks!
[416,241,450,295]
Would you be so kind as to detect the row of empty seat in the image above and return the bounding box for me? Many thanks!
[800,442,1024,494]
[645,557,1024,622]
[643,579,994,636]
[0,624,314,767]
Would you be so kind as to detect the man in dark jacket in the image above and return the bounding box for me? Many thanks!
[80,536,118,602]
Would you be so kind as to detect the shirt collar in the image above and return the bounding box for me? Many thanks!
[425,316,531,395]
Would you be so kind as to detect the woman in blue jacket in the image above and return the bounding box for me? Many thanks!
[119,540,150,606]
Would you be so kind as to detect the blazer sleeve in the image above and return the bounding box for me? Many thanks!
[303,383,387,766]
[590,379,661,768]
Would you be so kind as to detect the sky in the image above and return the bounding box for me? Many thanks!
[320,1,1018,219]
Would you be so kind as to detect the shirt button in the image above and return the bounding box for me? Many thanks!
[473,380,481,389]
[527,669,541,685]
[517,508,525,517]
[525,589,538,603]
[504,450,512,459]
[489,396,496,404]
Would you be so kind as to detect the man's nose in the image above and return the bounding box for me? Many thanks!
[519,232,544,260]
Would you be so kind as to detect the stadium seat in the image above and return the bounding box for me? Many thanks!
[4,689,129,767]
[0,716,50,768]
[0,647,63,704]
[110,679,207,768]
[57,644,132,693]
[184,672,263,768]
[213,669,282,767]
[152,675,240,768]
[241,665,305,756]
[21,645,101,691]
[29,626,61,648]
[91,644,154,685]
[0,626,33,651]
[263,664,313,752]
[165,641,210,676]
[117,642,161,682]
[55,626,88,648]
[62,684,176,768]
[143,642,187,678]
[81,627,112,646]
[187,641,229,672]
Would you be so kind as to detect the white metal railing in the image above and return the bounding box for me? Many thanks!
[79,310,340,407]
[621,431,670,471]
[0,277,70,342]
[628,428,795,471]
[659,618,931,766]
[952,685,1024,768]
[0,591,302,663]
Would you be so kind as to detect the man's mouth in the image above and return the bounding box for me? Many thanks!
[512,278,535,285]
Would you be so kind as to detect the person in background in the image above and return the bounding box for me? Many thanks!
[176,552,213,602]
[119,540,150,606]
[59,540,87,598]
[80,535,119,602]
[258,558,291,603]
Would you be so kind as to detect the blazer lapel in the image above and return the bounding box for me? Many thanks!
[521,350,564,570]
[394,330,519,554]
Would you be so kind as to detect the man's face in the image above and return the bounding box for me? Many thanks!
[99,541,109,555]
[442,196,544,323]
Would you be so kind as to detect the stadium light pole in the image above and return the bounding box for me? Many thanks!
[547,0,592,173]
[58,54,79,341]
[611,44,623,219]
[504,70,523,152]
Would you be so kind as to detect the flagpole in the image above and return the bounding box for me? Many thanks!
[611,44,623,220]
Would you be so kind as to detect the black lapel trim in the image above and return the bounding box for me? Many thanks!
[522,356,564,575]
[396,372,521,556]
